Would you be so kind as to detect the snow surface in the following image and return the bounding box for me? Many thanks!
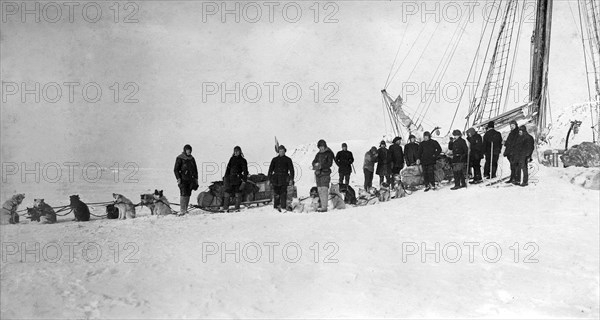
[1,157,599,318]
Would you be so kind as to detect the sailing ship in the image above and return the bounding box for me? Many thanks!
[381,0,600,148]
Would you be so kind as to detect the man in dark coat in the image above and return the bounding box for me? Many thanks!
[448,130,468,190]
[335,143,354,185]
[376,140,391,186]
[389,136,405,188]
[268,145,295,211]
[483,121,503,178]
[404,134,419,166]
[514,125,535,186]
[363,146,378,191]
[174,144,198,215]
[223,146,249,211]
[417,131,442,191]
[312,139,335,212]
[503,120,520,183]
[466,127,483,183]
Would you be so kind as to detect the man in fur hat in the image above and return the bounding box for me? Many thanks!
[483,121,503,179]
[514,125,535,186]
[389,136,405,188]
[223,146,249,211]
[312,139,335,212]
[417,131,442,191]
[335,143,354,185]
[503,120,520,183]
[174,144,198,215]
[363,146,378,191]
[448,129,468,190]
[268,145,295,212]
[404,134,419,166]
[466,127,483,183]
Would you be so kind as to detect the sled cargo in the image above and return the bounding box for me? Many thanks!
[196,174,277,211]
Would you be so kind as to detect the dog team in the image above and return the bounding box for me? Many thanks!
[1,122,534,223]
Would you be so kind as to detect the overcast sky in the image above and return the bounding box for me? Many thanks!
[1,0,590,171]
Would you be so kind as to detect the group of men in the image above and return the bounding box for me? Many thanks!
[342,120,536,195]
[175,120,535,214]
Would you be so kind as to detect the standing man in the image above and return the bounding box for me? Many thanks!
[334,143,354,185]
[376,140,391,186]
[503,120,520,184]
[363,146,378,191]
[514,125,535,186]
[312,139,335,212]
[268,145,295,212]
[416,131,441,191]
[448,130,468,190]
[466,127,483,184]
[174,144,198,216]
[223,146,249,212]
[483,121,503,179]
[389,136,405,187]
[404,134,419,166]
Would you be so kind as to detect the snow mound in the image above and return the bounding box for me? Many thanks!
[543,102,599,151]
[554,166,600,190]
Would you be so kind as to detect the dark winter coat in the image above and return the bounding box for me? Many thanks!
[483,128,503,156]
[467,132,483,160]
[389,143,405,169]
[404,142,419,165]
[417,139,442,165]
[503,121,520,158]
[312,147,335,176]
[174,152,198,181]
[268,155,295,187]
[363,151,378,172]
[514,126,535,160]
[335,150,354,175]
[225,155,249,186]
[376,147,391,176]
[448,137,468,163]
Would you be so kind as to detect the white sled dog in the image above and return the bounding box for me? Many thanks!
[112,193,136,219]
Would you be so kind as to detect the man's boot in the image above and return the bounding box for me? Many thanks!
[179,196,190,216]
[234,193,242,211]
[317,186,329,212]
[273,193,281,211]
[222,194,230,211]
[451,171,461,190]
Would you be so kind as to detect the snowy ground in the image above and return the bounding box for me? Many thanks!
[1,164,598,318]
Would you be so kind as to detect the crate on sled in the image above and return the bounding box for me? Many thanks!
[247,180,273,201]
[197,175,272,210]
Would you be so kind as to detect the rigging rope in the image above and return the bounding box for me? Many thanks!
[384,17,412,89]
[467,0,504,122]
[414,8,471,128]
[386,22,429,89]
[502,0,527,113]
[449,0,496,134]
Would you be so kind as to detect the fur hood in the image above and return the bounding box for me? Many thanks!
[177,152,194,160]
[318,147,333,154]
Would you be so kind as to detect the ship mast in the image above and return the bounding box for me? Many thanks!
[529,0,553,136]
